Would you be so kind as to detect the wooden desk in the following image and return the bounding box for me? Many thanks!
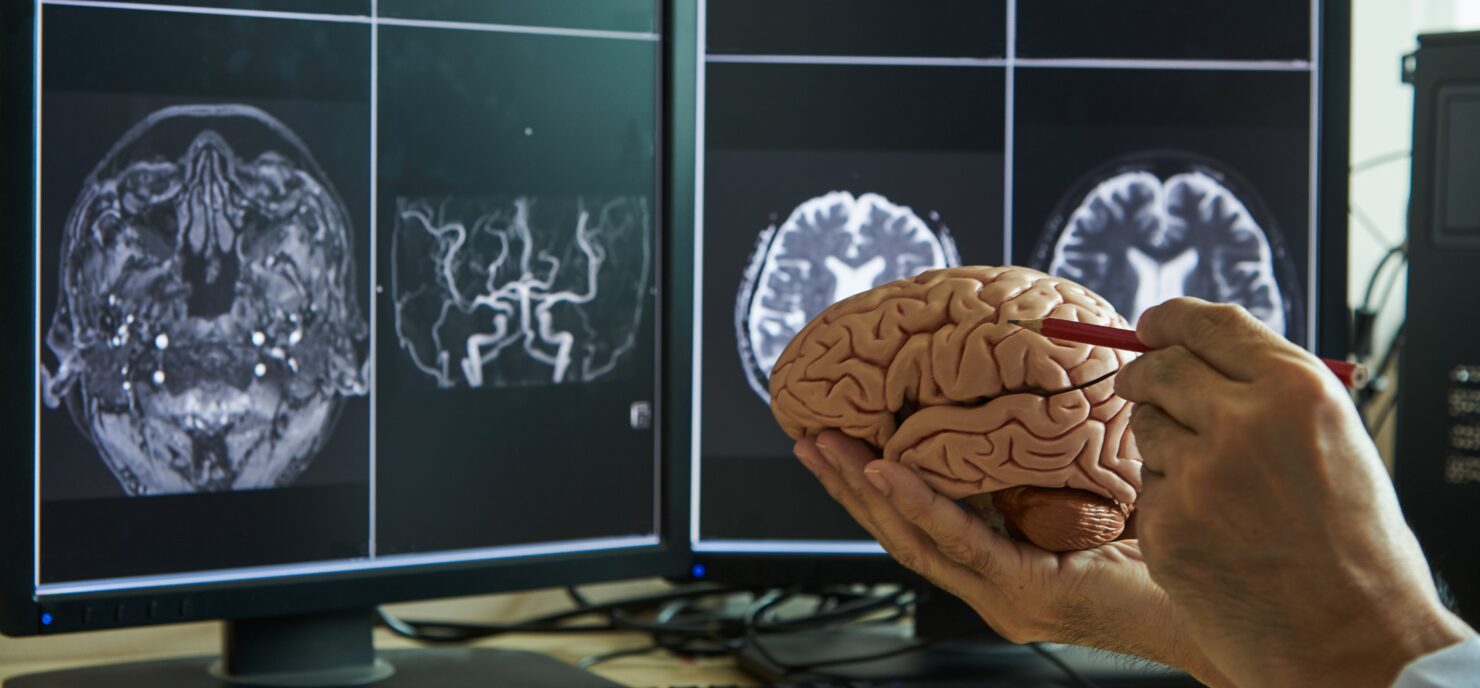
[0,625,757,687]
[0,585,758,687]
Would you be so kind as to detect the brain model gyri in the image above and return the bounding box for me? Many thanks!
[43,104,368,496]
[769,266,1140,551]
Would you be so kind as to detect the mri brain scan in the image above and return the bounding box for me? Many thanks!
[1035,156,1301,341]
[43,104,368,496]
[392,196,651,388]
[770,266,1140,551]
[737,191,960,401]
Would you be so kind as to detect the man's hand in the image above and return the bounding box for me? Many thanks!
[1115,297,1475,688]
[797,431,1230,687]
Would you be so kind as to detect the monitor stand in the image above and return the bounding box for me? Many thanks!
[4,609,621,688]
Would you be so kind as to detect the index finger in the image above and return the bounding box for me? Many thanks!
[1136,298,1287,382]
[865,460,1021,579]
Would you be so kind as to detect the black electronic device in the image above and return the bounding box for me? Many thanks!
[1394,29,1480,625]
[0,1,692,685]
[682,0,1351,682]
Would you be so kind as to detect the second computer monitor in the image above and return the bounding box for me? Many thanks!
[688,0,1349,578]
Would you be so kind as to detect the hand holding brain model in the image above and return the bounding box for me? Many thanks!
[770,265,1140,551]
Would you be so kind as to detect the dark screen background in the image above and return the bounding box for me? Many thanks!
[697,4,1317,546]
[36,2,661,585]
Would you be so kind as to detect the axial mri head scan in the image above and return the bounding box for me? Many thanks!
[43,104,368,496]
[736,191,960,401]
[1035,155,1301,339]
[391,196,652,389]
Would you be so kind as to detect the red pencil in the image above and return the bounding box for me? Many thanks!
[1009,317,1368,388]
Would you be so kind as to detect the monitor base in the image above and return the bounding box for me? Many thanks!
[4,648,623,688]
[736,626,1200,686]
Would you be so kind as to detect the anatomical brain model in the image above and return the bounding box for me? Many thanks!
[769,266,1141,551]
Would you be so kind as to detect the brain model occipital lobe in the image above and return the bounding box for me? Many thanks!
[769,266,1142,551]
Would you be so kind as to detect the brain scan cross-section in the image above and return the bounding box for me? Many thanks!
[737,191,961,401]
[1034,157,1303,341]
[42,104,369,496]
[391,196,652,389]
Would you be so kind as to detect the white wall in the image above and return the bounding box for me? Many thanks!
[1348,0,1480,359]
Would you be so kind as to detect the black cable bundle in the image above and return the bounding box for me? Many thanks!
[377,583,1097,685]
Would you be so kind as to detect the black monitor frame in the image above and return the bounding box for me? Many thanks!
[681,0,1353,588]
[0,0,697,638]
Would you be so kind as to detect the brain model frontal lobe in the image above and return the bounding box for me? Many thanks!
[769,266,1141,551]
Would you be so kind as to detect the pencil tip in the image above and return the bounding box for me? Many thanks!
[1007,319,1021,326]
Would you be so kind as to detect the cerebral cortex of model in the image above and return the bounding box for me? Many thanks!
[769,266,1141,551]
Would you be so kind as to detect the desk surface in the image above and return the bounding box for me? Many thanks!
[0,625,757,687]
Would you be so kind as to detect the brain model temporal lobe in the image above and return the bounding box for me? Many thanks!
[43,104,368,496]
[770,266,1140,552]
[1040,161,1300,341]
[738,191,960,400]
[392,196,651,388]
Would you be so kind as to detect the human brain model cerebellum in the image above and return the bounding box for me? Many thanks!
[769,266,1141,552]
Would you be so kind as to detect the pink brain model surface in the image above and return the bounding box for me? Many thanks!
[769,266,1142,551]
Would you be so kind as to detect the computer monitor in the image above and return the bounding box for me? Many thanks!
[0,1,689,685]
[687,0,1351,584]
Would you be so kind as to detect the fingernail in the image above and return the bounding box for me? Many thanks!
[794,446,820,474]
[816,440,841,471]
[863,466,892,497]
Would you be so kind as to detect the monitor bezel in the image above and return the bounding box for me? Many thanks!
[681,0,1353,587]
[0,0,698,638]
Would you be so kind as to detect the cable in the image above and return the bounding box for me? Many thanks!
[576,642,662,669]
[565,585,592,608]
[1351,238,1408,361]
[1349,149,1410,175]
[1029,643,1099,688]
[1359,242,1407,312]
[1370,253,1408,316]
[377,583,739,643]
[736,588,978,678]
[1349,203,1398,247]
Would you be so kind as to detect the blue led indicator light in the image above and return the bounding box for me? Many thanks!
[690,563,706,579]
[40,613,53,626]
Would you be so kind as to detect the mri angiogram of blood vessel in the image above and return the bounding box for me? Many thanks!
[42,104,369,496]
[737,191,960,401]
[391,196,652,388]
[1036,157,1302,340]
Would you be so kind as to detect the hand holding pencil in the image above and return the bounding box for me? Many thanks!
[1009,316,1367,388]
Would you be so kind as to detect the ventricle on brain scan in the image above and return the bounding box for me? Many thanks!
[42,104,368,496]
[769,266,1142,552]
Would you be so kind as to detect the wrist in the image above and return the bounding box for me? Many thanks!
[1310,599,1474,688]
[1050,593,1233,687]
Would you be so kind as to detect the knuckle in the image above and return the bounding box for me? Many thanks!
[937,535,991,575]
[889,545,928,576]
[1273,364,1336,403]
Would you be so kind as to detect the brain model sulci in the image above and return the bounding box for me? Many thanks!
[769,266,1141,552]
